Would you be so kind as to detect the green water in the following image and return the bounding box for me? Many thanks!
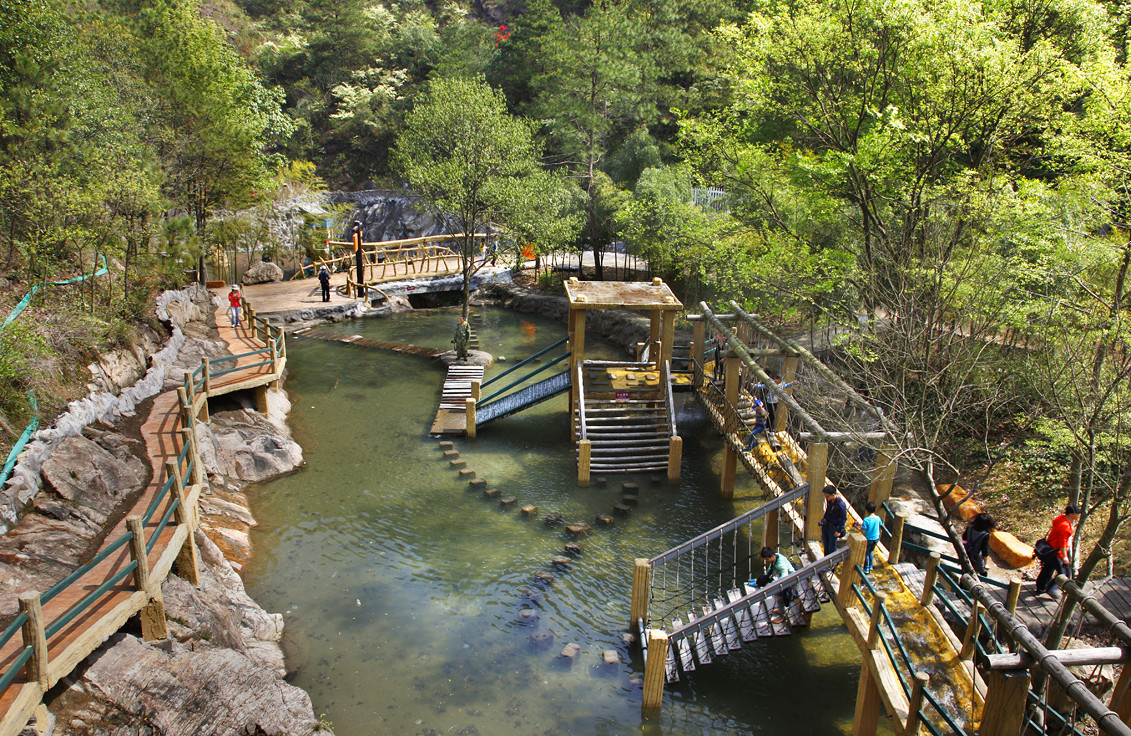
[243,307,865,736]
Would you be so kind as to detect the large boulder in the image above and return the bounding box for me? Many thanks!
[241,260,285,285]
[40,432,146,524]
[197,401,303,483]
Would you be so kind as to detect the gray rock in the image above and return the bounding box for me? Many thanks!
[197,407,303,483]
[40,435,145,523]
[241,261,285,285]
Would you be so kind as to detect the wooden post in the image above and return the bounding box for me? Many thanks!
[906,672,930,736]
[692,321,705,366]
[630,558,651,626]
[980,670,1030,736]
[202,357,211,396]
[181,426,203,488]
[660,309,676,367]
[867,445,897,516]
[471,380,480,402]
[667,435,682,483]
[167,459,201,586]
[720,445,736,500]
[837,532,869,610]
[127,516,168,641]
[775,356,798,433]
[164,459,184,503]
[867,593,886,648]
[763,507,780,551]
[725,355,740,405]
[269,336,279,376]
[578,439,592,486]
[1005,579,1021,614]
[921,553,941,606]
[853,666,882,736]
[642,629,669,717]
[806,442,828,543]
[1112,663,1131,725]
[889,512,907,565]
[465,398,477,440]
[254,384,269,417]
[648,306,661,362]
[18,594,48,691]
[960,601,981,660]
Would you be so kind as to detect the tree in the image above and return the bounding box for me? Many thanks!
[393,76,550,319]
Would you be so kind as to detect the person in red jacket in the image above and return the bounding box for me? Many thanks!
[1035,504,1081,596]
[227,286,242,328]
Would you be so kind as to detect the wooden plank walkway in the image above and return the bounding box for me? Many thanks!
[0,290,284,735]
[430,366,484,435]
[294,327,442,357]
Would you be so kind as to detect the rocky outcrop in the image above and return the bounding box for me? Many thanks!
[242,261,285,285]
[329,190,449,242]
[197,391,303,483]
[51,535,323,736]
[85,325,165,395]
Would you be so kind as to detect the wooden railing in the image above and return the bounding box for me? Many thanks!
[0,298,285,736]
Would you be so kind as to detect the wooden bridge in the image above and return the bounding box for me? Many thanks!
[631,303,1131,736]
[0,290,286,736]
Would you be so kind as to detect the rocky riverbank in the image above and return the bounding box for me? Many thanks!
[1,285,328,736]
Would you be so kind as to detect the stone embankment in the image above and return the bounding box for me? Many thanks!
[0,285,327,735]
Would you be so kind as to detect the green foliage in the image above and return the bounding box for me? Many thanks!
[0,321,46,422]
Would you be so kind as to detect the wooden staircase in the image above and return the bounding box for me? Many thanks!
[576,361,677,475]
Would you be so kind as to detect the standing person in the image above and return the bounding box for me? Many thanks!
[751,546,796,605]
[452,316,471,360]
[712,334,726,380]
[318,265,331,302]
[853,501,882,573]
[742,399,770,451]
[227,286,241,328]
[819,485,848,556]
[962,513,996,576]
[764,374,793,431]
[1035,505,1080,596]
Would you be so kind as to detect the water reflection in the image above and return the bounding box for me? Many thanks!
[243,307,871,735]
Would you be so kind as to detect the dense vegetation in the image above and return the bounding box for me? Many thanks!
[2,0,1131,634]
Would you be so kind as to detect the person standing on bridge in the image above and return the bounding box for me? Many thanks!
[227,286,241,329]
[853,502,882,574]
[1035,505,1080,596]
[318,265,331,302]
[819,485,847,556]
[962,512,995,576]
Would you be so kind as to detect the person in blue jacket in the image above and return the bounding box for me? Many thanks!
[818,485,847,556]
[854,501,882,573]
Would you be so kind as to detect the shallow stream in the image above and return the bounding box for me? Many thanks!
[243,307,871,735]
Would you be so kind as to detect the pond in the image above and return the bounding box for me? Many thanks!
[242,306,870,736]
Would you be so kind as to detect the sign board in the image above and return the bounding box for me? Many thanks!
[616,391,629,401]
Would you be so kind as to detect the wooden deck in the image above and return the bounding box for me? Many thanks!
[0,291,285,736]
[430,365,484,435]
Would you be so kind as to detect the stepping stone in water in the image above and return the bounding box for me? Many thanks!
[602,650,619,665]
[564,542,583,557]
[483,488,501,499]
[613,503,631,517]
[623,482,639,492]
[517,608,539,624]
[443,449,460,458]
[544,512,564,527]
[621,494,638,506]
[551,555,572,568]
[595,477,608,488]
[530,630,553,650]
[438,441,454,450]
[566,522,591,537]
[534,571,555,586]
[650,476,663,486]
[560,642,581,661]
[595,513,615,528]
[468,478,487,488]
[459,469,476,479]
[521,505,539,517]
[500,496,517,508]
[450,459,466,468]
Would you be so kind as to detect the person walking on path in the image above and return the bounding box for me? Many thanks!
[819,485,848,557]
[318,265,331,302]
[962,512,996,576]
[1035,504,1080,596]
[227,286,242,328]
[751,546,797,605]
[854,501,882,573]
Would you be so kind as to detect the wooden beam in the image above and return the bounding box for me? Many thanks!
[1112,663,1131,725]
[889,513,907,565]
[465,398,476,439]
[775,357,798,433]
[19,594,48,691]
[642,629,669,716]
[868,445,897,512]
[980,670,1029,736]
[806,442,828,543]
[631,559,651,626]
[838,532,868,610]
[853,666,882,736]
[578,439,591,486]
[667,436,682,483]
[987,647,1131,670]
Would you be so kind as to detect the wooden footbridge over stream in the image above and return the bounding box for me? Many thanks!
[0,290,286,736]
